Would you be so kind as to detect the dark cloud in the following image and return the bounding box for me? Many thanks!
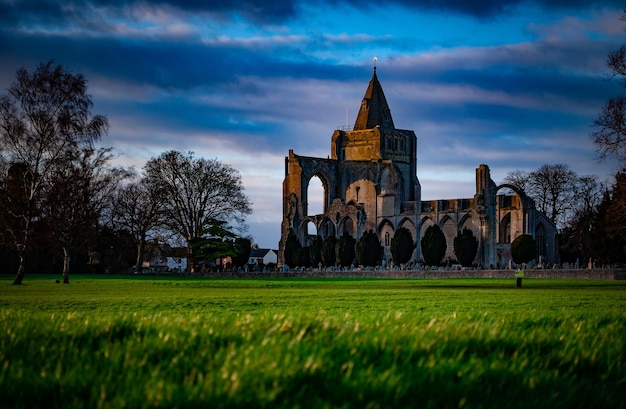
[1,0,622,32]
[0,0,298,28]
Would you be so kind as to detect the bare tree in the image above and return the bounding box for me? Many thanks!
[591,11,626,163]
[42,147,130,282]
[143,150,252,272]
[530,164,577,228]
[0,61,108,284]
[110,179,166,273]
[503,164,578,230]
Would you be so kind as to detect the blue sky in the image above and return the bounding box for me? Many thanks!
[1,0,624,248]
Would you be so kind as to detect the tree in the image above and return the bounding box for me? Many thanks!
[591,170,626,264]
[390,227,415,266]
[0,61,108,284]
[308,235,323,267]
[558,175,606,263]
[296,245,312,267]
[591,11,626,164]
[511,234,536,265]
[189,219,239,270]
[335,232,356,267]
[355,230,382,267]
[110,179,166,273]
[504,164,578,230]
[284,230,300,268]
[231,237,252,268]
[453,228,479,267]
[321,235,337,267]
[143,150,252,272]
[421,225,446,266]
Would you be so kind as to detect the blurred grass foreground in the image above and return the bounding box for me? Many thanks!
[1,275,625,408]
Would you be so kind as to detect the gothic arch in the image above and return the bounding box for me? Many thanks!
[318,217,336,239]
[458,214,474,230]
[536,222,547,259]
[499,213,512,244]
[338,216,355,238]
[439,215,457,261]
[379,166,396,195]
[378,219,395,259]
[398,217,416,240]
[305,171,331,216]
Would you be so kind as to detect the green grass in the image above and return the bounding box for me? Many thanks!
[1,275,625,408]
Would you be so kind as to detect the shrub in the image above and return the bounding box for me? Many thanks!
[308,236,323,267]
[296,246,311,267]
[421,225,446,266]
[335,233,356,267]
[511,234,536,265]
[355,230,382,267]
[321,236,337,266]
[453,228,478,267]
[391,227,416,265]
[284,231,301,267]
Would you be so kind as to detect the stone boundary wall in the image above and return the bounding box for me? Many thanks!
[203,269,626,280]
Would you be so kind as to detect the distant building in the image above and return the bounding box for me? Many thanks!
[142,241,187,273]
[249,248,278,269]
[279,68,557,268]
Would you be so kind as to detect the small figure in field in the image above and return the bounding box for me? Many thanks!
[515,267,524,288]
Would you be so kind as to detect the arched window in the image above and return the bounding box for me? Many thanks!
[536,224,547,257]
[307,175,324,216]
[384,231,390,247]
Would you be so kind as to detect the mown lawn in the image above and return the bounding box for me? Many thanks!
[1,275,625,408]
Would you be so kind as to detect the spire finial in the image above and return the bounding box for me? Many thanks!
[373,56,378,71]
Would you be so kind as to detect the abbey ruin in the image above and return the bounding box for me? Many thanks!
[279,69,557,268]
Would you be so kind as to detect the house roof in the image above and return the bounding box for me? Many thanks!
[249,248,275,258]
[353,68,395,131]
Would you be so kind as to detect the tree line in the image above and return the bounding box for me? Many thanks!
[0,62,252,284]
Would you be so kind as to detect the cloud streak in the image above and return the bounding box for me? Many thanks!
[0,0,624,247]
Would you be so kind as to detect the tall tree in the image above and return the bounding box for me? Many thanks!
[558,175,606,263]
[320,235,337,267]
[511,234,537,265]
[421,225,446,266]
[390,227,415,266]
[0,61,108,284]
[110,179,166,273]
[453,228,479,267]
[591,11,626,163]
[355,230,382,267]
[591,170,626,264]
[42,147,129,282]
[504,164,578,230]
[335,232,356,267]
[143,150,252,272]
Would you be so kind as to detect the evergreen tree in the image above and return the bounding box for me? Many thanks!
[390,227,416,265]
[308,235,323,267]
[421,225,446,266]
[284,230,301,267]
[355,230,382,267]
[453,228,479,267]
[321,236,337,267]
[591,171,626,264]
[296,246,311,267]
[335,232,356,267]
[231,237,252,268]
[511,234,536,265]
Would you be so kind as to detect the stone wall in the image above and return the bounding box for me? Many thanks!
[202,269,626,280]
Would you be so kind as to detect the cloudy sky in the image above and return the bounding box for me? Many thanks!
[1,0,625,248]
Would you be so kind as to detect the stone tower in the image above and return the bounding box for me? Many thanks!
[279,68,421,266]
[278,69,557,269]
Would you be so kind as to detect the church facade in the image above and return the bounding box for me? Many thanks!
[279,69,557,268]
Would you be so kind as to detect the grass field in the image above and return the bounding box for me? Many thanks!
[1,275,625,408]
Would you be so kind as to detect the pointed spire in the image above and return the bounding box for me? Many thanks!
[353,67,395,131]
